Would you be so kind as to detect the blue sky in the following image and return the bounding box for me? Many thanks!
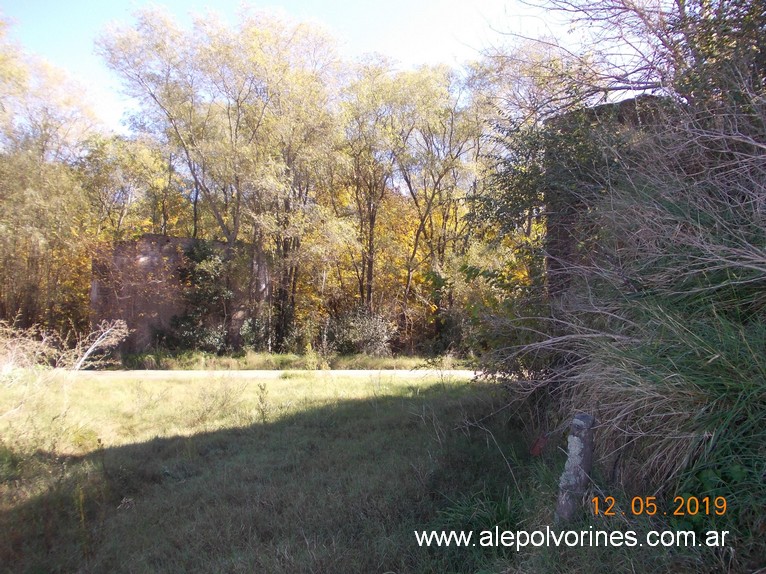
[1,0,561,130]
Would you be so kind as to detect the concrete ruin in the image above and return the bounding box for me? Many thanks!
[90,234,251,353]
[543,95,667,301]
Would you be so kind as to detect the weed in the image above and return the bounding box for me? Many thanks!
[255,382,270,424]
[122,350,435,371]
[185,379,246,429]
[0,441,20,482]
[70,426,100,451]
[0,320,128,372]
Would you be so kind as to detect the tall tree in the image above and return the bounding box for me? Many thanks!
[78,135,189,239]
[0,35,98,329]
[387,67,481,318]
[338,60,398,312]
[99,7,339,347]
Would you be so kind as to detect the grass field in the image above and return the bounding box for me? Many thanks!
[0,369,730,574]
[0,369,522,573]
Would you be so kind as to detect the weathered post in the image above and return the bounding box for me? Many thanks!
[555,413,595,524]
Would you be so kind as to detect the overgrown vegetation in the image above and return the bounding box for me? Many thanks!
[1,0,765,571]
[121,349,436,371]
[0,319,128,378]
[1,370,736,573]
[475,0,766,570]
[166,241,233,353]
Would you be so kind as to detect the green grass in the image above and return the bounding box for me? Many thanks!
[1,369,517,573]
[121,350,448,371]
[0,369,735,574]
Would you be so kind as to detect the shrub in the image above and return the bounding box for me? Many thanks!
[330,308,396,357]
[0,320,128,376]
[239,317,270,351]
[168,241,232,353]
[169,316,227,354]
[497,97,766,566]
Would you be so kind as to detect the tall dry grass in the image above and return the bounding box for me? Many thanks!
[492,92,766,569]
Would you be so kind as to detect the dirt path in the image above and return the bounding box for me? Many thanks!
[73,369,480,380]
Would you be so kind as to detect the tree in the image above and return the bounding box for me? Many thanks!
[536,0,765,105]
[98,8,262,247]
[78,135,189,239]
[99,7,339,348]
[337,60,398,313]
[385,65,484,346]
[0,42,98,330]
[0,19,26,140]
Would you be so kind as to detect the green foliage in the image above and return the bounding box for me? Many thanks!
[568,169,766,564]
[0,441,20,482]
[475,120,546,237]
[671,0,766,104]
[169,317,227,354]
[167,241,232,353]
[180,242,233,312]
[238,317,270,351]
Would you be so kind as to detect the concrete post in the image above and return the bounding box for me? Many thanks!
[555,413,595,524]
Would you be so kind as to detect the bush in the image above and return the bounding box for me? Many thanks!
[169,317,227,354]
[0,320,128,376]
[0,322,58,376]
[239,317,270,351]
[565,160,766,559]
[168,241,233,353]
[330,308,396,357]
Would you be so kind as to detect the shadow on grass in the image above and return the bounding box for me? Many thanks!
[1,382,523,574]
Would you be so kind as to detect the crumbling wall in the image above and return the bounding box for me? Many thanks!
[543,95,668,301]
[91,235,194,353]
[92,234,255,353]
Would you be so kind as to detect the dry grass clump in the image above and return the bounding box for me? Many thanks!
[490,94,766,570]
[0,322,59,378]
[569,101,765,567]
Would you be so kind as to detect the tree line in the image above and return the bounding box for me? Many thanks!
[0,7,520,355]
